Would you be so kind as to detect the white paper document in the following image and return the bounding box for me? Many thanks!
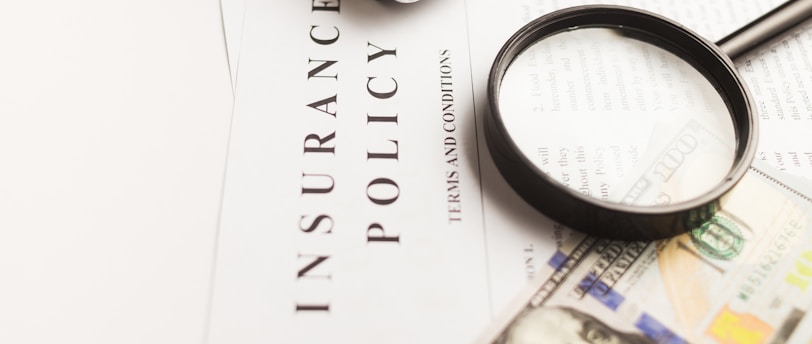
[210,0,812,342]
[208,1,492,342]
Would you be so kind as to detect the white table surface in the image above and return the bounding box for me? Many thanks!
[0,1,233,343]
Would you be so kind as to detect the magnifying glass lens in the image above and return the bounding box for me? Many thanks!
[499,27,737,207]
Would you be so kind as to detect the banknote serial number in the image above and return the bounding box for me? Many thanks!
[738,214,805,301]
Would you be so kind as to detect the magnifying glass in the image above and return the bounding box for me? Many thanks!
[486,1,812,240]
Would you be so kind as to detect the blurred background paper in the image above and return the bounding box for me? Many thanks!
[0,1,233,343]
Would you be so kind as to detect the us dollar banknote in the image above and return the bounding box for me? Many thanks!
[480,162,812,343]
[608,118,736,207]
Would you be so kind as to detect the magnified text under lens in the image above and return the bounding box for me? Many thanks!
[498,28,737,208]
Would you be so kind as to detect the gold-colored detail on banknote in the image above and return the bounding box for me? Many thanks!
[705,305,772,344]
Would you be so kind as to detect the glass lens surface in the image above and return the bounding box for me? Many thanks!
[498,27,736,207]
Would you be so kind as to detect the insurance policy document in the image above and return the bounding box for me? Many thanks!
[209,0,810,342]
[208,1,492,342]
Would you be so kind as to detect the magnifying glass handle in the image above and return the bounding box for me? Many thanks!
[717,0,812,61]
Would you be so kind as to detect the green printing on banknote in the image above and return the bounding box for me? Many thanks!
[690,215,744,260]
[483,166,812,343]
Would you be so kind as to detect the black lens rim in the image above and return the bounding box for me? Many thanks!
[486,5,757,240]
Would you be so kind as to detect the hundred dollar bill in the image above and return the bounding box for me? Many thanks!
[608,118,736,206]
[479,161,812,343]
